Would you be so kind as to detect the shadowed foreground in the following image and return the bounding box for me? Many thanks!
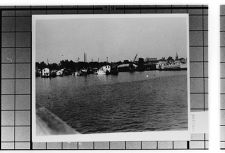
[36,107,79,135]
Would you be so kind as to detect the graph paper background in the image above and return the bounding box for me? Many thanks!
[0,5,208,150]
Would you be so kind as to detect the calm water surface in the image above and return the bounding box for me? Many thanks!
[36,71,187,134]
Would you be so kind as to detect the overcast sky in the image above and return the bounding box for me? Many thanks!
[35,15,188,63]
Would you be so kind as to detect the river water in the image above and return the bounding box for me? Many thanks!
[36,71,188,134]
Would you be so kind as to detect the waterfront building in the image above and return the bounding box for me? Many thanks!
[41,68,50,77]
[144,63,157,70]
[145,57,157,62]
[156,60,167,70]
[144,58,158,70]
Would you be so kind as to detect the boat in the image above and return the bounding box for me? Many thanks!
[180,63,187,70]
[164,63,180,70]
[50,71,57,78]
[110,66,119,75]
[96,65,111,75]
[56,69,64,76]
[96,69,106,75]
[77,69,88,76]
[117,63,137,72]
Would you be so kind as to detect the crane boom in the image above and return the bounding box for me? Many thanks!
[133,54,138,62]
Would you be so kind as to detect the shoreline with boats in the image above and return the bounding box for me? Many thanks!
[36,53,187,78]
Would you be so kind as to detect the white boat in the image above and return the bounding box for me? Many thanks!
[96,70,106,75]
[180,63,187,70]
[164,63,180,70]
[96,65,111,75]
[56,69,64,76]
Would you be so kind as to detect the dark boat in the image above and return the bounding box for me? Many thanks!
[110,66,119,75]
[50,71,57,78]
[77,69,88,76]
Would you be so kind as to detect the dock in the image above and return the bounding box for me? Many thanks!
[36,107,79,136]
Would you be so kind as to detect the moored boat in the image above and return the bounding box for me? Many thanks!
[77,69,88,76]
[96,65,111,75]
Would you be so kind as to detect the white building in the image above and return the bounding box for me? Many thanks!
[156,61,167,70]
[42,68,50,77]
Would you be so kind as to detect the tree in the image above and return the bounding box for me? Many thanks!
[167,56,174,64]
[49,63,59,70]
[37,61,47,70]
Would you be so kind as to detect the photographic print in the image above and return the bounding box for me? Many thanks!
[32,14,190,142]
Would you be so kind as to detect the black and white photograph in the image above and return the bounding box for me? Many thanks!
[32,14,190,142]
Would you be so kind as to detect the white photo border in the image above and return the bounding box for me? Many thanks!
[32,14,190,142]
